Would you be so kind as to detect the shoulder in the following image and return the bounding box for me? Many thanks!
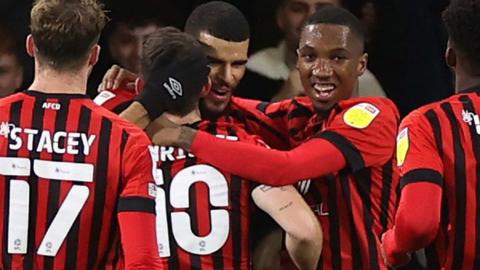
[86,99,150,143]
[336,96,399,123]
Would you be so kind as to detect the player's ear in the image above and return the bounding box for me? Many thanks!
[356,53,368,77]
[26,34,36,57]
[88,45,101,67]
[445,41,456,68]
[200,77,212,98]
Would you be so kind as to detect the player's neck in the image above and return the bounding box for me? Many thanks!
[164,108,202,125]
[455,73,480,93]
[29,66,88,95]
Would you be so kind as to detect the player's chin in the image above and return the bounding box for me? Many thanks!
[313,100,336,113]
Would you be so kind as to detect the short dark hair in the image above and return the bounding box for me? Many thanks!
[185,1,250,42]
[142,27,209,116]
[30,0,107,71]
[305,6,365,49]
[443,0,480,73]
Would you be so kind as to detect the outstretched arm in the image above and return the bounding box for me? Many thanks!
[152,127,346,186]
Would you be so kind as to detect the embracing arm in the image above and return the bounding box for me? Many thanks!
[159,127,346,186]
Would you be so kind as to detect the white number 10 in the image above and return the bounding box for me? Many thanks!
[149,147,230,257]
[0,157,94,257]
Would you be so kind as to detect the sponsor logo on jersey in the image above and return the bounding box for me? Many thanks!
[462,109,480,135]
[396,127,409,166]
[93,90,116,105]
[343,102,380,129]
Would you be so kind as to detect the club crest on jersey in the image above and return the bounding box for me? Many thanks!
[462,110,480,135]
[163,77,183,100]
[396,128,409,166]
[343,103,380,129]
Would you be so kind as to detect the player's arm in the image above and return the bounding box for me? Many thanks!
[251,185,322,270]
[151,126,346,186]
[152,100,397,186]
[381,114,443,268]
[118,133,162,269]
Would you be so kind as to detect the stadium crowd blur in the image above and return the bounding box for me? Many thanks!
[1,0,452,117]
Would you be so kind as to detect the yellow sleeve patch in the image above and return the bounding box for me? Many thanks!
[343,103,380,129]
[396,128,409,166]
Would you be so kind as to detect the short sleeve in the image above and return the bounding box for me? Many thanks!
[316,100,399,172]
[396,111,444,190]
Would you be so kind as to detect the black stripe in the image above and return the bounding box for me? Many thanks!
[117,196,155,213]
[255,101,288,119]
[230,109,289,146]
[459,95,480,269]
[425,245,441,270]
[339,172,363,269]
[229,122,242,270]
[316,131,365,172]
[288,99,314,119]
[88,117,112,270]
[65,105,90,270]
[162,161,179,270]
[44,99,69,270]
[3,101,22,270]
[379,161,393,232]
[425,110,443,157]
[255,102,269,114]
[231,175,243,270]
[326,174,342,270]
[108,130,129,269]
[355,169,380,270]
[442,102,466,270]
[399,169,444,190]
[24,96,45,270]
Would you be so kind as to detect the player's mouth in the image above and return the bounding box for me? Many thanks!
[312,83,336,102]
[209,86,231,102]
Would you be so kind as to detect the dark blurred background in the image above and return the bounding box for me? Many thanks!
[0,0,453,116]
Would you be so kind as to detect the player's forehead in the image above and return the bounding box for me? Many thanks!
[197,32,248,63]
[299,23,355,52]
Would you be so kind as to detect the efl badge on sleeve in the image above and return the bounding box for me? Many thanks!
[343,103,380,129]
[396,127,409,166]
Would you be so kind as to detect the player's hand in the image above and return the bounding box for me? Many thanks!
[380,231,411,269]
[150,126,197,151]
[97,64,140,92]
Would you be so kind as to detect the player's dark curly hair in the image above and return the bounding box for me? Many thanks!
[443,0,480,73]
[185,1,250,42]
[305,6,365,50]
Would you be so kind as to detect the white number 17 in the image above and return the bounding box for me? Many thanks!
[0,157,94,257]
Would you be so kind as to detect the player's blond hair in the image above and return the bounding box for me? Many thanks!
[30,0,107,71]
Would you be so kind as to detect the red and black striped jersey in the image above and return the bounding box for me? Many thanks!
[0,90,159,270]
[395,87,480,270]
[151,121,262,270]
[94,88,136,114]
[307,97,399,270]
[189,96,400,270]
[226,97,317,150]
